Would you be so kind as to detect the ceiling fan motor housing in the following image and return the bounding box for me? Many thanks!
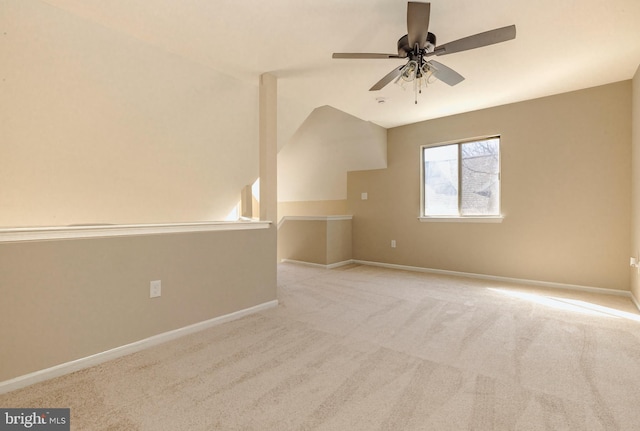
[397,32,436,58]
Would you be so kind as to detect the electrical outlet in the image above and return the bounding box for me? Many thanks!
[150,280,162,298]
[361,192,368,200]
[391,240,396,248]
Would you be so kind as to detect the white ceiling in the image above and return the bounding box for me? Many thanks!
[43,0,640,129]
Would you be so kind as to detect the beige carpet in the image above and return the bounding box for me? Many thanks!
[2,262,640,430]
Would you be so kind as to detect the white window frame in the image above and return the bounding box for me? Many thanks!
[419,136,504,223]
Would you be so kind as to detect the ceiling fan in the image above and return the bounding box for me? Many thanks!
[332,2,516,102]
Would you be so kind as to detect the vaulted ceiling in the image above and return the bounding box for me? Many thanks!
[43,0,640,128]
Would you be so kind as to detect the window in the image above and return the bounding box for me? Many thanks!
[421,137,501,219]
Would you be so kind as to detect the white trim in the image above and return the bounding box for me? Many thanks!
[281,259,634,299]
[281,259,355,269]
[418,216,504,223]
[353,260,632,298]
[0,221,272,243]
[277,215,352,229]
[422,134,503,149]
[0,300,278,395]
[282,215,353,221]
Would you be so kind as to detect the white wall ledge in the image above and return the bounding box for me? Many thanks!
[281,215,353,221]
[277,215,352,229]
[0,220,272,243]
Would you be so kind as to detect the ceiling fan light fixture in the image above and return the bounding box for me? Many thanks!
[421,62,436,84]
[400,60,419,82]
[394,59,437,104]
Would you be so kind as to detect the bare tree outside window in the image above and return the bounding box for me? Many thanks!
[423,137,500,217]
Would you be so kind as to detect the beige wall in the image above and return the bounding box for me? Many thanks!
[348,82,631,291]
[2,1,258,226]
[0,228,277,382]
[278,200,349,221]
[278,106,387,203]
[632,65,640,301]
[277,199,351,266]
[326,219,353,264]
[278,218,352,265]
[278,220,328,264]
[0,3,279,384]
[260,73,278,224]
[276,104,381,260]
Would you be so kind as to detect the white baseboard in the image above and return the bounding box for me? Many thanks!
[0,300,278,395]
[282,258,636,307]
[281,259,355,269]
[352,260,632,298]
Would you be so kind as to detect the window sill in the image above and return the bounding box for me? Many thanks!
[0,220,272,243]
[418,216,504,223]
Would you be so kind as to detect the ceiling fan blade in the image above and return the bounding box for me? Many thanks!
[428,60,464,86]
[332,53,404,59]
[430,24,516,56]
[407,2,431,50]
[369,65,405,91]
